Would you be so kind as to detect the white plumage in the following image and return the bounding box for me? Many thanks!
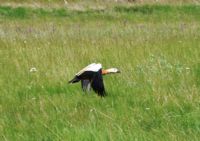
[76,63,102,76]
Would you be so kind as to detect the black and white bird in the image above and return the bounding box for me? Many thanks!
[69,63,120,97]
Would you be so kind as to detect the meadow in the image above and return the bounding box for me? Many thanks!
[0,3,200,141]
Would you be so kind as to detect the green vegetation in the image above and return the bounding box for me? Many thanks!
[1,4,200,141]
[0,0,197,4]
[1,5,200,22]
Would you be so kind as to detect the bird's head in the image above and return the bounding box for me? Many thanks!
[102,68,120,75]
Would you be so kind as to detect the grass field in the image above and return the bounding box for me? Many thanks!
[1,4,200,141]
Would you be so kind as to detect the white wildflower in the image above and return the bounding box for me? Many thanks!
[64,0,68,5]
[186,67,190,74]
[30,67,37,72]
[90,108,96,112]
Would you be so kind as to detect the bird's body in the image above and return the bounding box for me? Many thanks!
[69,63,120,97]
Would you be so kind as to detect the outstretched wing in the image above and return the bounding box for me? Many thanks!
[91,69,106,97]
[69,63,102,83]
[76,63,96,76]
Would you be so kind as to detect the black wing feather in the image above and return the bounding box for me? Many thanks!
[91,69,106,97]
[68,76,80,83]
[69,71,94,84]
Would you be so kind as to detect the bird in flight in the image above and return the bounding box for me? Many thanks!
[69,63,120,97]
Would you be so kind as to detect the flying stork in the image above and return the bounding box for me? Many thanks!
[68,63,120,97]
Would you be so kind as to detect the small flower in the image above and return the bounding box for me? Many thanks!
[64,0,68,5]
[90,108,96,112]
[145,108,150,110]
[30,67,37,72]
[185,67,190,70]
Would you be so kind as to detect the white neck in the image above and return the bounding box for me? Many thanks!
[106,68,119,73]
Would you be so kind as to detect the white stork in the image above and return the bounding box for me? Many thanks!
[69,63,120,96]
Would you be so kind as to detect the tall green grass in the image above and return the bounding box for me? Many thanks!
[0,4,200,141]
[0,0,198,4]
[1,5,200,21]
